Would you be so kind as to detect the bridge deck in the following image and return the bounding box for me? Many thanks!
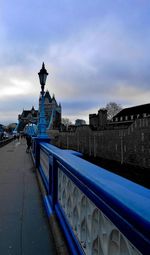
[0,139,57,255]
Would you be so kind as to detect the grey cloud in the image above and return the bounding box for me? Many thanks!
[62,100,100,113]
[0,95,38,112]
[1,0,150,124]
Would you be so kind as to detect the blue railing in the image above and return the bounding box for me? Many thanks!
[32,138,150,255]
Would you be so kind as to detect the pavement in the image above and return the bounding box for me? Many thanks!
[0,139,57,255]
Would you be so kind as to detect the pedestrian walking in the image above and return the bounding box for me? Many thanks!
[16,133,20,142]
[26,134,32,153]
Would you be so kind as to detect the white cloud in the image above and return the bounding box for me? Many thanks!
[0,78,32,97]
[114,83,150,105]
[0,1,150,124]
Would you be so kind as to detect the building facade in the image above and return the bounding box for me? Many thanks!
[112,103,150,123]
[18,106,38,131]
[75,119,86,126]
[51,104,150,169]
[18,90,61,132]
[89,109,107,130]
[39,91,61,130]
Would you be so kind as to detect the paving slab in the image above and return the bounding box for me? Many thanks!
[0,139,57,255]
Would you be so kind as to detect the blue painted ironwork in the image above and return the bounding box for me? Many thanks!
[31,139,150,255]
[47,108,55,130]
[38,93,48,138]
[38,63,48,138]
[14,120,20,132]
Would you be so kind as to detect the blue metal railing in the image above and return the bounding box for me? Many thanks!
[32,139,150,255]
[0,137,14,147]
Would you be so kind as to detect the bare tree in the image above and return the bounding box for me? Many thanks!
[61,118,72,127]
[106,102,122,120]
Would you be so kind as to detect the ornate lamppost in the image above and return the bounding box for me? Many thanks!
[38,62,48,138]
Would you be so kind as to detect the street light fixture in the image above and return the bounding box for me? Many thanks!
[37,62,48,137]
[38,62,49,94]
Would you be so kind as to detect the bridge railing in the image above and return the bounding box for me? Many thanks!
[0,137,14,147]
[32,139,150,255]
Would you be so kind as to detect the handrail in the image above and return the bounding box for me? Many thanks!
[32,139,150,255]
[0,137,14,147]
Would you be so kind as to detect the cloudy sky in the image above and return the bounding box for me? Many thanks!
[0,0,150,124]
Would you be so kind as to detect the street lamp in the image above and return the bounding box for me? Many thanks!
[38,62,49,94]
[38,62,49,137]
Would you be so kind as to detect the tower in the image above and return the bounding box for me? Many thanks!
[39,90,61,129]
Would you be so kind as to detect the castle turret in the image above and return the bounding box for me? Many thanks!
[89,109,107,130]
[98,109,107,128]
[39,90,61,129]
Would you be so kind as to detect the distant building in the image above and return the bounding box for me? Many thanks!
[89,104,150,130]
[6,123,17,133]
[18,106,38,131]
[52,103,150,169]
[75,119,86,126]
[39,91,61,130]
[112,103,150,123]
[18,90,61,132]
[89,109,107,129]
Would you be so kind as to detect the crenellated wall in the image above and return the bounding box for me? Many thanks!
[51,117,150,168]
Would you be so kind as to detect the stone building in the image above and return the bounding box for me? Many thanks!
[89,109,108,129]
[75,119,86,126]
[51,103,150,169]
[39,91,61,130]
[18,90,61,132]
[18,106,38,131]
[112,103,150,123]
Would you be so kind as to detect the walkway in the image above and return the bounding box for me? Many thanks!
[0,139,57,255]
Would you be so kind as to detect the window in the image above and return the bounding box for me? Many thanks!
[139,119,142,127]
[134,121,137,128]
[115,144,118,151]
[141,133,144,142]
[125,116,128,121]
[142,119,145,127]
[131,115,134,120]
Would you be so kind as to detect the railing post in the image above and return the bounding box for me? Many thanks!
[33,137,50,168]
[51,156,58,210]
